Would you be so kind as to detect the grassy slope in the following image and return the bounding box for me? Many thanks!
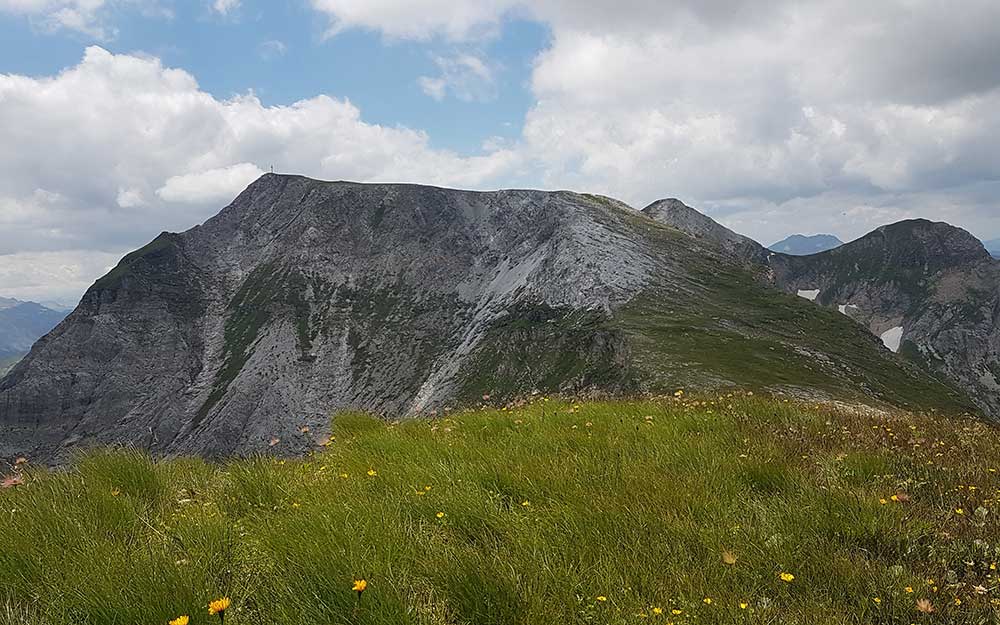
[2,396,999,624]
[603,212,977,415]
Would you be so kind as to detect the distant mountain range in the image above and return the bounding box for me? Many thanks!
[769,234,844,255]
[0,298,68,374]
[982,239,1000,258]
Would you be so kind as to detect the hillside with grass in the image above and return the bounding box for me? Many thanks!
[5,176,976,465]
[3,394,999,624]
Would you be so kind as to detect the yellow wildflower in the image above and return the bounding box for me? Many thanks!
[208,597,230,617]
[169,617,189,625]
[652,607,663,615]
[367,469,377,477]
[703,597,712,605]
[739,602,748,609]
[436,511,445,518]
[905,586,914,593]
[780,572,795,582]
[353,579,368,593]
[596,596,607,602]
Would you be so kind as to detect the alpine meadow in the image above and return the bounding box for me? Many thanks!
[3,2,1000,624]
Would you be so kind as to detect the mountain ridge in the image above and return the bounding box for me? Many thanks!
[645,204,1000,421]
[0,176,980,463]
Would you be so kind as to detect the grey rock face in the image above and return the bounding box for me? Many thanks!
[0,177,980,463]
[0,177,661,461]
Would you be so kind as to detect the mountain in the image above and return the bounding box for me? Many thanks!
[769,234,844,255]
[0,297,68,367]
[647,205,1000,421]
[642,199,769,266]
[982,238,1000,258]
[0,175,970,463]
[769,220,1000,419]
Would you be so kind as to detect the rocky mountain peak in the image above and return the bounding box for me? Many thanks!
[865,219,993,270]
[641,198,766,265]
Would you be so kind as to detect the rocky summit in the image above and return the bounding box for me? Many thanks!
[770,220,1000,421]
[0,176,980,462]
[646,203,1000,422]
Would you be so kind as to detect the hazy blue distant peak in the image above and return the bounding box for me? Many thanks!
[982,238,1000,259]
[769,234,844,255]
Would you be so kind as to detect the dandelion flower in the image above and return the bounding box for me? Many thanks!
[739,602,748,609]
[652,607,663,615]
[780,572,795,582]
[955,508,965,515]
[671,609,683,615]
[170,617,189,625]
[436,511,445,519]
[954,597,962,606]
[905,586,914,593]
[353,579,368,594]
[208,597,230,621]
[367,469,377,477]
[596,596,607,602]
[703,597,712,605]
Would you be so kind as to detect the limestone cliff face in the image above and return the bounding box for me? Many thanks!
[0,177,978,462]
[0,176,657,460]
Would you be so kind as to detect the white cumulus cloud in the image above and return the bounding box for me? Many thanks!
[0,47,521,301]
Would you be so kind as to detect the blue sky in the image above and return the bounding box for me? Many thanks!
[0,4,546,153]
[1,0,999,303]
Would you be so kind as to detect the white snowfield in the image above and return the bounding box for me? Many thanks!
[838,304,859,315]
[797,289,821,301]
[881,326,904,353]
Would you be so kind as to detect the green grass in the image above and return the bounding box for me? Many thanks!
[2,396,999,624]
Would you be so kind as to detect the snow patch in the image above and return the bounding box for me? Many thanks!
[797,289,820,301]
[838,303,859,315]
[881,326,904,353]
